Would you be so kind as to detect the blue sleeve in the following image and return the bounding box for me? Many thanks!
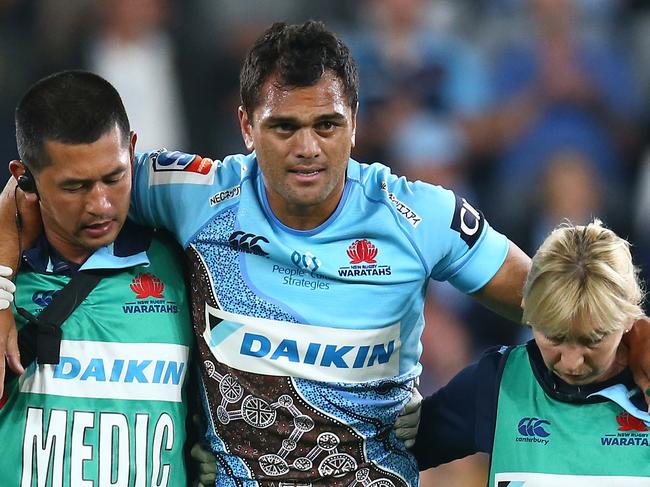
[130,150,249,247]
[357,164,509,294]
[412,346,510,470]
[432,191,509,293]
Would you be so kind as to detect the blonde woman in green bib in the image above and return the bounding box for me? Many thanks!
[414,220,649,487]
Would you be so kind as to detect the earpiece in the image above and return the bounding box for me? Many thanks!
[16,168,36,194]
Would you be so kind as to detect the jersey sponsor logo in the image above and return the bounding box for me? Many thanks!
[518,417,551,437]
[515,417,551,445]
[209,184,241,206]
[228,230,270,257]
[30,290,62,314]
[495,472,650,486]
[32,290,59,308]
[19,340,189,402]
[202,304,400,383]
[152,150,212,174]
[291,250,322,273]
[380,181,422,228]
[338,240,392,278]
[450,195,484,248]
[148,150,215,186]
[123,273,178,314]
[601,411,650,447]
[21,408,177,487]
[270,252,331,291]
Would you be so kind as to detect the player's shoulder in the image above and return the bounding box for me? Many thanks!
[349,159,460,230]
[148,230,186,260]
[135,149,255,187]
[477,345,514,373]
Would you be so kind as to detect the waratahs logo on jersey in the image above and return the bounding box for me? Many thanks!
[347,239,377,264]
[600,411,650,447]
[130,273,164,299]
[338,239,391,278]
[122,273,178,314]
[515,417,551,445]
[617,412,648,432]
[148,150,215,185]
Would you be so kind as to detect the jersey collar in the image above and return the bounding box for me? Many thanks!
[22,219,152,275]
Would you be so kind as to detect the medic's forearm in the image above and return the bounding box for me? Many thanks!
[0,176,42,275]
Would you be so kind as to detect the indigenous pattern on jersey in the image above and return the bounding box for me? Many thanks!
[0,233,193,487]
[132,150,509,486]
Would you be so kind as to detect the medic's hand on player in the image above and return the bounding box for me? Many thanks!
[626,316,650,412]
[0,265,15,311]
[0,174,37,394]
[395,387,422,448]
[191,443,217,487]
[0,264,21,397]
[190,388,424,484]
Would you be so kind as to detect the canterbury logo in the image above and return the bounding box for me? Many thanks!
[517,417,551,437]
[228,231,270,257]
[32,290,59,307]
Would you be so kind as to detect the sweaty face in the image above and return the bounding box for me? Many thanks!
[533,324,627,386]
[239,71,356,230]
[34,125,134,264]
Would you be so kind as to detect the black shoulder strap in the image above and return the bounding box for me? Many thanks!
[15,270,109,368]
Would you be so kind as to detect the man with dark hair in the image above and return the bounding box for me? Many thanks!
[127,21,524,486]
[1,21,650,487]
[12,71,133,255]
[15,70,131,174]
[0,70,193,485]
[239,21,359,118]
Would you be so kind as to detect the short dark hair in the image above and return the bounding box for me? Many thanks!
[240,21,359,118]
[15,70,130,172]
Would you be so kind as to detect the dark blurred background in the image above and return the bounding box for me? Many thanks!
[2,0,649,483]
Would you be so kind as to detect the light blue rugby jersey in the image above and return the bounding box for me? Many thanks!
[131,150,509,486]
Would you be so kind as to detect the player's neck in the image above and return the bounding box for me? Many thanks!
[264,180,345,231]
[42,227,91,265]
[269,198,340,231]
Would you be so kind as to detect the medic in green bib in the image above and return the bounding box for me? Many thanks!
[0,71,193,486]
[414,220,650,486]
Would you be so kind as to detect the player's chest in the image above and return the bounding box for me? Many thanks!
[191,210,427,323]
